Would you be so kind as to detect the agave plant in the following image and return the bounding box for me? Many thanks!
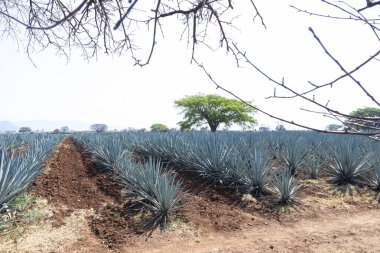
[186,134,236,183]
[114,155,183,227]
[0,139,57,214]
[278,137,311,175]
[141,173,183,226]
[367,153,380,191]
[327,140,371,185]
[89,137,128,170]
[302,155,326,179]
[232,148,272,195]
[270,169,301,205]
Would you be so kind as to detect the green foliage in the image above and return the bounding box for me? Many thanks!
[175,94,257,132]
[18,127,32,133]
[275,124,286,131]
[90,124,108,133]
[60,126,69,133]
[150,123,169,132]
[346,107,380,132]
[9,192,36,211]
[326,124,342,131]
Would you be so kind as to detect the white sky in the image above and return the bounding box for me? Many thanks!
[0,0,379,131]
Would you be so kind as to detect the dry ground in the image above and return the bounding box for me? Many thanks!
[0,138,379,253]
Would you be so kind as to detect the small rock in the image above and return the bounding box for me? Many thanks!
[269,245,274,249]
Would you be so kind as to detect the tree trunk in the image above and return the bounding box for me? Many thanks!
[209,124,218,132]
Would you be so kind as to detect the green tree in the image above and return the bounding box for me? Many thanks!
[19,127,32,133]
[150,123,169,132]
[346,107,380,132]
[326,124,342,131]
[90,124,108,133]
[275,123,286,131]
[60,126,70,133]
[175,94,257,132]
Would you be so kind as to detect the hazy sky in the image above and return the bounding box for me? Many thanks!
[0,0,379,131]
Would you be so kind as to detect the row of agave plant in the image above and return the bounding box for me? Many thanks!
[128,131,380,203]
[73,130,380,217]
[0,134,64,221]
[129,131,307,204]
[74,133,183,227]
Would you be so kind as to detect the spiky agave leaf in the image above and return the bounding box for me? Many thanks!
[90,137,128,170]
[367,155,380,191]
[232,148,272,195]
[187,134,236,184]
[302,155,326,179]
[278,137,311,175]
[270,169,301,205]
[327,140,371,185]
[142,173,183,227]
[0,139,57,214]
[114,155,183,227]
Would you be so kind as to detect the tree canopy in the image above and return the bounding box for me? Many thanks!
[19,127,32,133]
[150,123,169,132]
[175,94,257,132]
[90,124,108,133]
[346,107,380,132]
[326,124,342,131]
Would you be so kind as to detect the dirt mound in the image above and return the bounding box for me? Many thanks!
[31,138,130,247]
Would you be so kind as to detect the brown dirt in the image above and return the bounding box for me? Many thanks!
[2,137,379,253]
[30,138,137,249]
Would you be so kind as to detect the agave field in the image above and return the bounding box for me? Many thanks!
[1,130,380,252]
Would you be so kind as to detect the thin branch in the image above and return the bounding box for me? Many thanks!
[309,27,380,107]
[193,57,380,138]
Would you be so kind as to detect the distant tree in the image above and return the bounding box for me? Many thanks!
[345,107,380,132]
[150,123,169,132]
[326,124,342,131]
[259,126,270,132]
[19,127,32,133]
[60,126,70,133]
[175,94,257,132]
[275,124,286,131]
[52,129,60,134]
[90,124,108,133]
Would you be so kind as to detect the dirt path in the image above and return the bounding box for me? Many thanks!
[125,208,380,253]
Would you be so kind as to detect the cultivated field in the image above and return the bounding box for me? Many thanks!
[1,131,379,252]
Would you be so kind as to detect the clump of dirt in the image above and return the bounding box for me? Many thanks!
[179,194,250,232]
[171,170,274,231]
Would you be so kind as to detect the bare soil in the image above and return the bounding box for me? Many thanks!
[1,138,379,252]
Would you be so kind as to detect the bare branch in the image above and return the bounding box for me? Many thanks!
[309,27,380,107]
